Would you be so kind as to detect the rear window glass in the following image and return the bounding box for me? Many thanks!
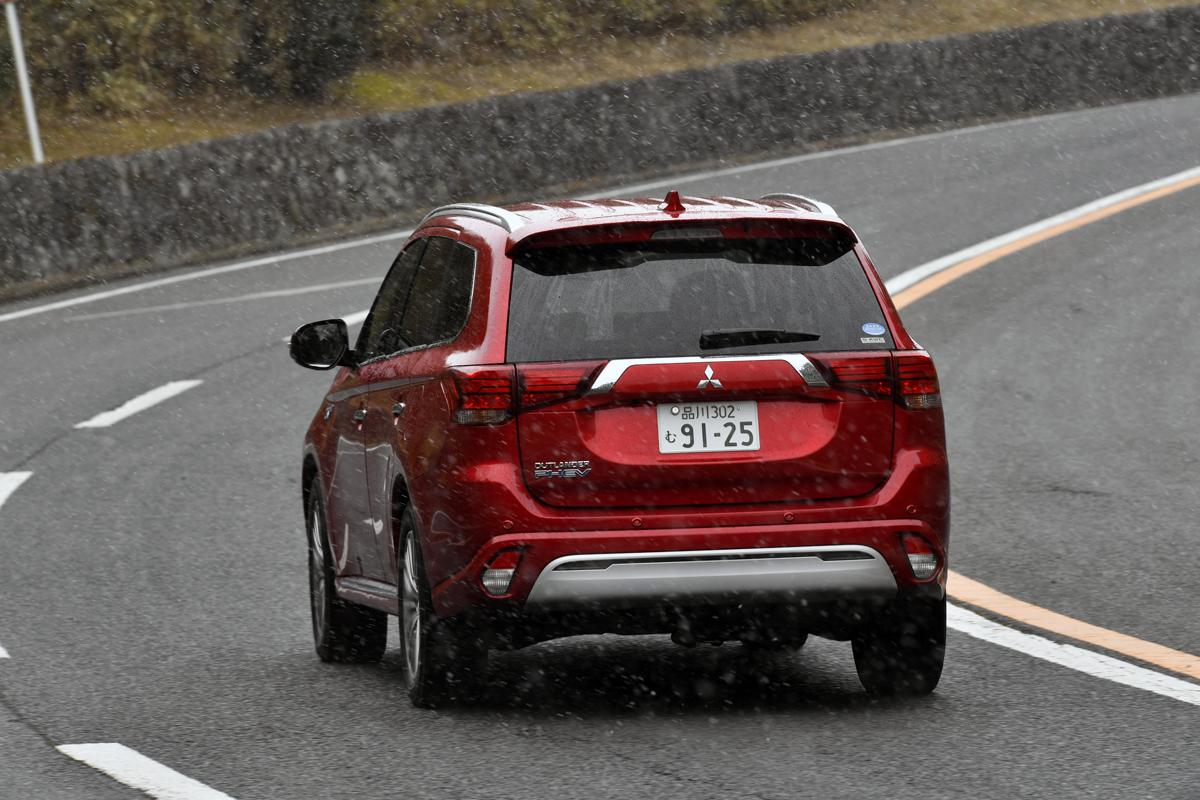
[506,237,891,363]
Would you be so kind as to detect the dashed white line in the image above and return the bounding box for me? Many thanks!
[0,471,33,659]
[341,309,369,327]
[57,743,237,800]
[282,308,369,344]
[0,470,32,511]
[75,381,203,429]
[949,604,1200,707]
[66,278,380,322]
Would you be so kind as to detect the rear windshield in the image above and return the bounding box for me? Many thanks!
[506,237,892,363]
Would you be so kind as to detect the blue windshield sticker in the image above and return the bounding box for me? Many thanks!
[861,322,887,336]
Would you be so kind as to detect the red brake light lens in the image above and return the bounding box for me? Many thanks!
[450,366,514,424]
[820,355,893,397]
[816,352,941,409]
[517,361,602,409]
[895,353,941,409]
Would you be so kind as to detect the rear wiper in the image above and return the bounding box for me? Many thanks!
[699,328,821,350]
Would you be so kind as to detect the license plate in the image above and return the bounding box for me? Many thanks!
[656,401,760,453]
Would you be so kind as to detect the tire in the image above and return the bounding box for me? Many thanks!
[307,485,387,663]
[398,509,486,708]
[852,597,946,696]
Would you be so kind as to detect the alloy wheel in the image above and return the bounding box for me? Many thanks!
[401,534,423,685]
[308,505,329,642]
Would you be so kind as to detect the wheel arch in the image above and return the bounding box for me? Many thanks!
[301,453,321,531]
[390,473,413,571]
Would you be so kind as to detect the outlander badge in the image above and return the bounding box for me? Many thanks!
[534,460,592,479]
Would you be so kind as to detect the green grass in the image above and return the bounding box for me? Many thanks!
[0,0,1192,170]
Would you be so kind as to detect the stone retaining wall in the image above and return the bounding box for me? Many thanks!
[2,6,1199,289]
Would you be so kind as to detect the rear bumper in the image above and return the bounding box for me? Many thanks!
[431,518,943,618]
[524,545,896,609]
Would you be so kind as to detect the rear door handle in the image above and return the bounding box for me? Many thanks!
[352,409,368,423]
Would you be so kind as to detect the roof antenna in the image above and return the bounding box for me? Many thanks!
[660,190,686,213]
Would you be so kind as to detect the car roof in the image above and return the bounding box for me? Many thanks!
[417,192,853,251]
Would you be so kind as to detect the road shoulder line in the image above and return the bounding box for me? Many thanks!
[951,571,1200,681]
[882,163,1200,691]
[949,605,1200,706]
[884,164,1200,302]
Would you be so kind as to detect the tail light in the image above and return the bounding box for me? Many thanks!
[450,366,514,424]
[901,533,939,580]
[820,355,893,397]
[816,352,941,408]
[481,549,521,596]
[517,361,602,409]
[895,352,941,409]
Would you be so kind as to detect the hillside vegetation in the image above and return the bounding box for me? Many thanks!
[0,0,1191,169]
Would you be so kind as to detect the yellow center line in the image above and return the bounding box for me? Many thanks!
[891,171,1200,682]
[892,172,1200,308]
[948,572,1200,681]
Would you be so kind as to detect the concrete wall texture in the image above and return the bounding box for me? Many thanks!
[2,6,1199,289]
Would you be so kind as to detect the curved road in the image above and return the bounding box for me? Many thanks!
[2,94,1199,798]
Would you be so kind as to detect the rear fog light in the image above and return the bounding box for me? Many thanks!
[481,550,521,596]
[901,533,939,580]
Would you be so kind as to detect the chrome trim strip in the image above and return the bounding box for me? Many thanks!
[336,577,399,614]
[587,353,828,395]
[525,545,896,608]
[420,203,525,233]
[326,376,429,403]
[759,192,838,217]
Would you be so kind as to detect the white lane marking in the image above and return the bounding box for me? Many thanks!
[57,743,237,800]
[66,278,381,322]
[0,230,411,325]
[1,471,31,656]
[884,163,1200,296]
[585,101,1134,198]
[949,605,1200,707]
[0,471,32,512]
[342,309,369,327]
[3,97,1157,327]
[75,381,203,429]
[281,309,370,344]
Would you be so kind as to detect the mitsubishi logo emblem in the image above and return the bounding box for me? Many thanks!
[696,365,724,391]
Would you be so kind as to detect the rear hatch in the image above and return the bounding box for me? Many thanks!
[506,221,896,509]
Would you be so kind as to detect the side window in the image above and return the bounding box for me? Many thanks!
[397,237,476,347]
[356,239,426,360]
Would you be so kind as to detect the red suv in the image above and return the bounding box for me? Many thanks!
[290,192,950,706]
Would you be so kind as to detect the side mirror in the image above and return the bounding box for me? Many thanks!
[289,319,355,371]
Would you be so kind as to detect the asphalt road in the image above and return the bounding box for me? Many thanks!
[2,94,1199,799]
